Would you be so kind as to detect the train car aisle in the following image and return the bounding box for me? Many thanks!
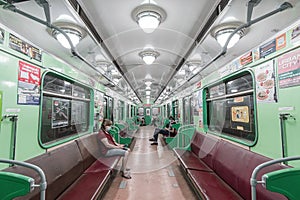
[102,126,197,200]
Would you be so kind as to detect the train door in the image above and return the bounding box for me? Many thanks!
[144,107,151,125]
[172,100,179,121]
[167,103,171,117]
[104,96,114,122]
[118,100,124,121]
[152,107,160,126]
[183,96,194,125]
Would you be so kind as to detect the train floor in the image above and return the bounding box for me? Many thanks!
[102,125,197,200]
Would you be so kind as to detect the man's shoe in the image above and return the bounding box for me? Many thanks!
[149,138,155,141]
[151,142,158,145]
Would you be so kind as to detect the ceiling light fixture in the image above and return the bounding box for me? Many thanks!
[139,50,159,65]
[211,22,246,49]
[145,81,152,86]
[132,4,166,33]
[50,22,86,49]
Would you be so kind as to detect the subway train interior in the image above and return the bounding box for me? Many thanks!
[1,0,300,199]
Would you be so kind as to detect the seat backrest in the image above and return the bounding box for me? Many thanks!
[76,134,102,170]
[198,133,219,170]
[213,140,288,200]
[4,141,83,200]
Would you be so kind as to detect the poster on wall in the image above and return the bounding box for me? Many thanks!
[231,106,249,123]
[193,90,203,128]
[52,99,69,128]
[290,24,300,45]
[259,39,276,58]
[278,48,300,88]
[9,34,42,61]
[0,28,4,44]
[17,61,41,105]
[255,60,277,103]
[94,91,104,131]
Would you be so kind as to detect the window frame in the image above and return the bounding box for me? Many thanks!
[39,71,93,148]
[205,70,257,146]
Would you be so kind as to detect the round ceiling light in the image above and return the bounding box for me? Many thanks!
[132,4,167,33]
[139,50,159,65]
[50,22,86,49]
[211,22,247,49]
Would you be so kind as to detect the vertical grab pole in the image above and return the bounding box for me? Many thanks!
[279,113,288,164]
[10,115,18,165]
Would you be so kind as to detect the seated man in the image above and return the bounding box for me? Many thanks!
[149,116,175,145]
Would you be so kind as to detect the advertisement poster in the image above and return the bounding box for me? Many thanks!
[17,61,41,105]
[255,60,277,103]
[276,33,286,50]
[240,51,253,66]
[0,28,4,44]
[193,90,203,128]
[231,106,249,123]
[278,48,300,88]
[290,24,300,45]
[52,99,69,128]
[259,39,276,58]
[94,91,104,131]
[9,34,42,61]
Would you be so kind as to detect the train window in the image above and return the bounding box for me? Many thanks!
[40,72,91,146]
[208,83,225,98]
[206,72,255,144]
[118,100,124,120]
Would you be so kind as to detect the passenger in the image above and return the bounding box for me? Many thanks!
[140,117,146,126]
[98,119,131,179]
[149,116,176,145]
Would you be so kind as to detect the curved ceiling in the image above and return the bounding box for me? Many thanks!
[0,0,299,104]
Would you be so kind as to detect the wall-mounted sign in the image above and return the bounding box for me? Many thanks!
[9,34,42,61]
[290,24,300,45]
[276,33,286,50]
[0,28,4,44]
[17,61,41,105]
[240,51,253,66]
[255,60,277,103]
[278,48,300,88]
[231,106,249,123]
[52,98,69,128]
[259,39,276,58]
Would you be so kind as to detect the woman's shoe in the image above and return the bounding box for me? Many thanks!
[121,171,131,179]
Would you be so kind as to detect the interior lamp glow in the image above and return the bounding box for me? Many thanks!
[132,4,166,34]
[215,28,241,49]
[54,29,81,49]
[50,22,86,49]
[211,22,246,49]
[137,11,160,33]
[139,50,159,65]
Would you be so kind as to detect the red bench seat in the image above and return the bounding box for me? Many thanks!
[174,131,289,200]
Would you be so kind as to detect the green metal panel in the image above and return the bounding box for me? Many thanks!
[0,90,2,122]
[0,50,44,169]
[0,171,33,200]
[263,168,300,200]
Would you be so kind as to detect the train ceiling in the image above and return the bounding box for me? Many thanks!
[0,0,299,104]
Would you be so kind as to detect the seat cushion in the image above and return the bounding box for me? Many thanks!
[188,169,243,200]
[174,149,212,172]
[57,171,110,200]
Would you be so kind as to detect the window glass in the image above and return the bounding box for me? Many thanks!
[208,83,225,98]
[41,73,91,146]
[226,73,253,94]
[207,72,255,143]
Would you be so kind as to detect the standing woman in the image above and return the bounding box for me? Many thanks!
[98,119,131,179]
